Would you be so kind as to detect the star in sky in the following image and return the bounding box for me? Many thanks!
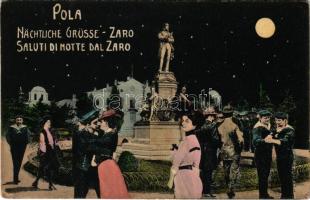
[205,22,209,26]
[24,57,28,60]
[100,54,104,58]
[232,74,236,79]
[139,52,143,56]
[66,73,70,77]
[65,64,70,67]
[34,67,37,71]
[266,60,270,64]
[190,35,194,39]
[286,39,290,44]
[141,24,145,28]
[229,30,234,34]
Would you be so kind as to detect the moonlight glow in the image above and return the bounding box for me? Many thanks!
[255,18,276,38]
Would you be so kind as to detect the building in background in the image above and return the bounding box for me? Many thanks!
[88,76,150,137]
[28,86,51,107]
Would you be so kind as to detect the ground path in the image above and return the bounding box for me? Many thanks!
[2,138,310,198]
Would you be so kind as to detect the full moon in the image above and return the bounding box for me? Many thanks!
[255,18,276,38]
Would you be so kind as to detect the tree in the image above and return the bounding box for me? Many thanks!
[277,90,297,127]
[76,92,94,116]
[258,83,274,112]
[236,96,250,111]
[49,101,71,128]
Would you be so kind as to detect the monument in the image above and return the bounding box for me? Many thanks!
[117,23,182,160]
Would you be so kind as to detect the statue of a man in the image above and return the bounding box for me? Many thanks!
[149,86,159,121]
[158,23,174,72]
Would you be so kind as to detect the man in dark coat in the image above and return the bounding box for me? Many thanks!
[252,110,274,199]
[265,112,295,199]
[6,115,31,184]
[239,111,251,151]
[72,110,100,198]
[196,107,221,198]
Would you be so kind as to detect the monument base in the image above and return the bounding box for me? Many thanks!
[116,121,183,160]
[156,71,178,100]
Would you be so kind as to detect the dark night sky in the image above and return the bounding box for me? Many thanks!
[1,3,309,102]
[1,1,309,147]
[2,2,309,103]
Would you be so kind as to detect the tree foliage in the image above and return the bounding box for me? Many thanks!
[76,92,94,117]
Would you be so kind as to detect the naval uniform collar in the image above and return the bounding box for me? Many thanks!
[10,124,26,131]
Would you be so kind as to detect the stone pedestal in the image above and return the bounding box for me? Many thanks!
[116,121,182,160]
[156,71,178,100]
[115,71,180,161]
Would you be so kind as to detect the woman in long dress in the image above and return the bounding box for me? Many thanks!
[32,116,59,190]
[90,109,129,198]
[168,111,204,198]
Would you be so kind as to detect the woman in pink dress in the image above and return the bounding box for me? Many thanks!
[32,115,59,190]
[90,109,129,199]
[168,111,205,198]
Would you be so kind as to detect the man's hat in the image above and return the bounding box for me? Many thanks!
[258,110,272,117]
[204,107,217,116]
[79,109,99,125]
[274,112,288,120]
[15,114,23,119]
[222,105,234,114]
[239,111,248,116]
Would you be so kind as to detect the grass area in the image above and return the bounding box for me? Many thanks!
[24,153,310,192]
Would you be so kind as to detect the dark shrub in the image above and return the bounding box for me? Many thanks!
[118,151,139,172]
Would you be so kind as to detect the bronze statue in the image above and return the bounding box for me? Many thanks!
[158,23,174,72]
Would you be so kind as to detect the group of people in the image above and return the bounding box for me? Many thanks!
[6,109,129,198]
[168,105,295,199]
[71,108,129,198]
[5,104,295,199]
